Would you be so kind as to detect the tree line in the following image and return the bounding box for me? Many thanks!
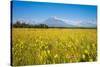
[12,21,48,28]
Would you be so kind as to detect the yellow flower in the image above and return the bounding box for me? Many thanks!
[47,50,50,54]
[84,50,88,54]
[54,54,58,58]
[82,54,85,59]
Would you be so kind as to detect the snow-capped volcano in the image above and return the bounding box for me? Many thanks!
[41,16,74,27]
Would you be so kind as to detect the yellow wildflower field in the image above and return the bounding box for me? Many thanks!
[12,28,97,66]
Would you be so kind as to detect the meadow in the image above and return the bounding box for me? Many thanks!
[12,28,97,66]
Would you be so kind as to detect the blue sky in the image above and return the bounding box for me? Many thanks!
[12,1,97,24]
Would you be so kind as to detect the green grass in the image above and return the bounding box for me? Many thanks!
[12,28,97,66]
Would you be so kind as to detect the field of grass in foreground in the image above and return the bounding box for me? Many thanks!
[12,28,97,66]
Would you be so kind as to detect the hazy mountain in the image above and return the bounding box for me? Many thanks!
[41,16,74,27]
[79,22,96,27]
